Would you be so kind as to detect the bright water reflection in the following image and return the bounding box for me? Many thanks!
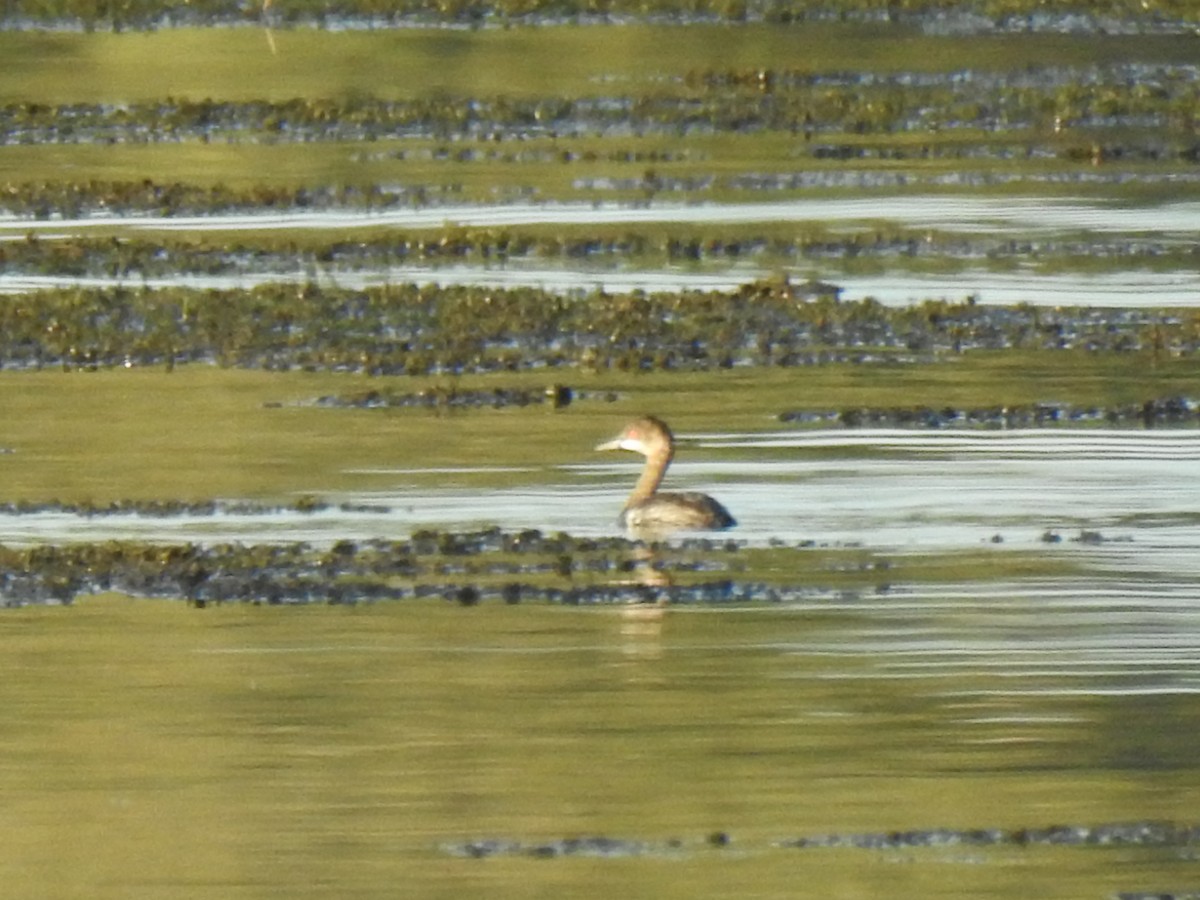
[3,196,1199,307]
[4,429,1198,573]
[5,196,1198,234]
[3,265,1199,309]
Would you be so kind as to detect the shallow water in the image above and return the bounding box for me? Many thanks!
[3,263,1198,308]
[5,20,1200,898]
[3,196,1197,307]
[6,440,1197,892]
[4,428,1197,561]
[5,196,1198,234]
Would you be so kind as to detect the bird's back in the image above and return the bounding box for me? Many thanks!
[621,491,737,533]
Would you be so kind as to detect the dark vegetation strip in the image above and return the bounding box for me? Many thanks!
[293,383,612,410]
[0,497,385,517]
[0,531,786,607]
[1,282,1195,374]
[4,160,1199,217]
[2,66,1199,144]
[448,820,1200,858]
[1,70,1195,215]
[0,181,432,218]
[5,227,1198,277]
[293,388,1196,419]
[1,39,1195,217]
[3,0,1199,29]
[1,62,1197,162]
[780,396,1200,428]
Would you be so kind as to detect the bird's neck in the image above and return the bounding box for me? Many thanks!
[626,447,672,507]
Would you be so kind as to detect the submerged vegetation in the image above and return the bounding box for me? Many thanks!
[2,281,1198,374]
[781,395,1200,428]
[1,53,1198,212]
[0,525,1072,608]
[450,819,1200,859]
[0,529,741,607]
[3,63,1200,153]
[3,218,1199,281]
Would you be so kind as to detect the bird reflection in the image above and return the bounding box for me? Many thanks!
[614,544,669,659]
[619,547,667,657]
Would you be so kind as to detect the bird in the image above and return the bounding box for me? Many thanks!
[595,416,736,535]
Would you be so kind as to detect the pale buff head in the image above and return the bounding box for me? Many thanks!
[594,416,675,458]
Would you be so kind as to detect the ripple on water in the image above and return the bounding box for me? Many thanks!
[2,266,1198,309]
[2,197,1199,306]
[777,574,1200,765]
[4,197,1198,235]
[0,431,1198,564]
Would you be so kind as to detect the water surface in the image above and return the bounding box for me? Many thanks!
[4,429,1197,563]
[4,19,1200,898]
[3,583,1197,899]
[5,197,1198,234]
[3,264,1198,309]
[3,196,1196,307]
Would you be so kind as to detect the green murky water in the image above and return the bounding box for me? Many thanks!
[4,595,1197,899]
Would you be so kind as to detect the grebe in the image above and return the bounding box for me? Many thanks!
[595,416,736,534]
